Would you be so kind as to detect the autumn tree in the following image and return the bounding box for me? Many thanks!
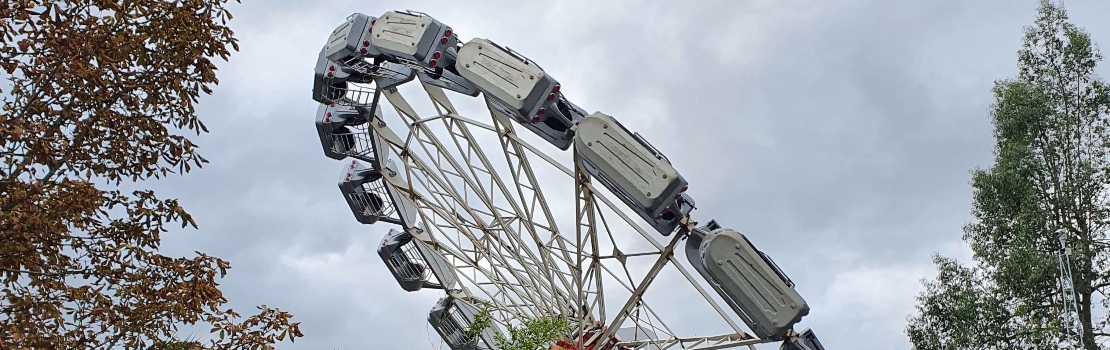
[906,1,1110,349]
[0,1,302,349]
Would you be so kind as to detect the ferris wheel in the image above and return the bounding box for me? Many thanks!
[311,10,828,350]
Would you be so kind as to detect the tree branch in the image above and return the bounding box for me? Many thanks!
[0,267,90,278]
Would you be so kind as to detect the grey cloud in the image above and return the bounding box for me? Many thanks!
[138,0,1110,349]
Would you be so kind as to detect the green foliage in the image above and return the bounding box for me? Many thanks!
[906,1,1110,349]
[492,317,570,350]
[464,304,570,350]
[466,304,494,341]
[906,254,1054,349]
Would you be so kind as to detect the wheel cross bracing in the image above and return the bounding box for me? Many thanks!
[311,10,828,350]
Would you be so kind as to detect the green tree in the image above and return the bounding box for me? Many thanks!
[0,1,301,349]
[906,1,1110,349]
[465,306,570,350]
[492,317,569,350]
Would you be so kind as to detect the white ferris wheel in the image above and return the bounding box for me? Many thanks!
[311,10,827,350]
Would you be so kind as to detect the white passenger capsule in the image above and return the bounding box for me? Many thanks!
[377,227,456,292]
[782,328,826,350]
[337,159,413,226]
[428,296,501,350]
[575,112,693,235]
[315,103,367,161]
[324,13,381,65]
[370,11,457,71]
[457,38,584,149]
[684,221,810,341]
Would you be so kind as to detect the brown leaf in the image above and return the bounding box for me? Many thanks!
[0,1,301,348]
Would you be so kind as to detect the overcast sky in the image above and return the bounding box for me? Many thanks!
[149,0,1110,349]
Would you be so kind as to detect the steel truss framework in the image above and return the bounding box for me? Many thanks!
[310,10,823,350]
[346,78,770,350]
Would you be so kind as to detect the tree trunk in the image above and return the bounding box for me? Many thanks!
[1079,291,1097,350]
